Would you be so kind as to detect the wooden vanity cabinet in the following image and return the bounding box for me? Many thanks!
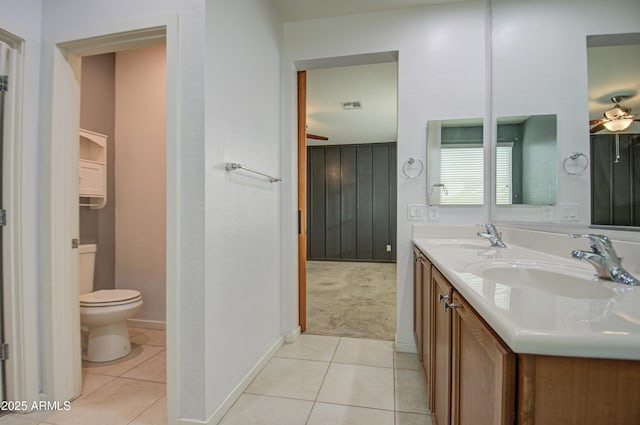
[451,292,515,425]
[429,260,515,425]
[420,254,434,410]
[432,268,454,425]
[413,247,424,362]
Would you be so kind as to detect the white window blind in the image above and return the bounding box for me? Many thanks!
[496,144,513,205]
[439,145,484,205]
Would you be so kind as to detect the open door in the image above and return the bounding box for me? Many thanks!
[297,71,307,332]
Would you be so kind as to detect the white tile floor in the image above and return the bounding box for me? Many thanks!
[0,332,432,425]
[0,327,167,425]
[220,334,432,425]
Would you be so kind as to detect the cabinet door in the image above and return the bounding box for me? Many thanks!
[421,256,433,410]
[413,247,423,362]
[451,292,515,425]
[432,268,453,425]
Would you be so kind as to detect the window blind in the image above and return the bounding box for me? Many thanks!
[439,146,484,205]
[496,144,513,205]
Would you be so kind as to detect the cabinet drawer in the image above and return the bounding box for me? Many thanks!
[79,160,105,197]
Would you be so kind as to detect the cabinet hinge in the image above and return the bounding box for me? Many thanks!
[0,209,6,226]
[0,75,7,92]
[0,343,9,361]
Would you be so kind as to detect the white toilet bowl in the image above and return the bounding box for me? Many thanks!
[80,289,143,362]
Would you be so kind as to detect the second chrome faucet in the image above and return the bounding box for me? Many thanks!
[569,233,640,286]
[477,224,507,248]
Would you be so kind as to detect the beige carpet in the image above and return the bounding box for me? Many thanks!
[306,261,397,341]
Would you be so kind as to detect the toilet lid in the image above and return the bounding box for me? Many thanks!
[80,289,141,306]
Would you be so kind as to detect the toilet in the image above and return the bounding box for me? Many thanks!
[79,244,143,362]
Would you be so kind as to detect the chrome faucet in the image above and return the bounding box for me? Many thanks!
[569,233,640,286]
[477,224,507,248]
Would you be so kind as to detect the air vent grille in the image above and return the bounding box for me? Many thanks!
[340,101,362,110]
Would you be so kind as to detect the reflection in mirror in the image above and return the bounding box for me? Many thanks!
[427,118,483,205]
[495,115,557,205]
[587,34,640,227]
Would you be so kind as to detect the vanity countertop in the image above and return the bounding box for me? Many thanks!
[413,235,640,360]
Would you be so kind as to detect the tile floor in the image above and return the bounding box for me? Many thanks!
[219,334,432,425]
[0,332,432,425]
[0,327,167,425]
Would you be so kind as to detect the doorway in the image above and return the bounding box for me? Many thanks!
[298,61,398,340]
[46,23,178,419]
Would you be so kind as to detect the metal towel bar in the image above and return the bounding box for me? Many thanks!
[225,162,282,183]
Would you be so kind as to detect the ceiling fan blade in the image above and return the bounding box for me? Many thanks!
[306,133,329,141]
[590,123,606,133]
[589,118,607,125]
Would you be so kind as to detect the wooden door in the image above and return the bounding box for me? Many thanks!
[421,255,433,410]
[413,247,423,362]
[432,268,453,425]
[297,70,307,331]
[451,292,515,425]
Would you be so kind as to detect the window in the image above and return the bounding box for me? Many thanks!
[439,145,484,205]
[496,144,513,205]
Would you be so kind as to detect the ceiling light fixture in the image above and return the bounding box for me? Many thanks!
[603,118,633,132]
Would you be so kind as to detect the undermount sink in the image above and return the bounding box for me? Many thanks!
[465,261,616,299]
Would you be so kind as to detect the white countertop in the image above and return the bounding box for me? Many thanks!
[413,235,640,360]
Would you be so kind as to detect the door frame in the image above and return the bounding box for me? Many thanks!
[294,52,399,332]
[0,28,29,404]
[46,16,178,414]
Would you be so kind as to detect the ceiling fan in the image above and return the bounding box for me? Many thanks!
[305,125,328,141]
[589,96,639,133]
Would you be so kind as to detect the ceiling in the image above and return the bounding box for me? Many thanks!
[587,43,640,133]
[306,62,398,145]
[272,0,467,22]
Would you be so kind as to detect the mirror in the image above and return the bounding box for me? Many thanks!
[587,34,640,227]
[427,118,484,205]
[495,115,557,205]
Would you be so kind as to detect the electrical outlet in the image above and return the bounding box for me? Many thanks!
[428,206,439,222]
[386,244,392,252]
[541,206,555,222]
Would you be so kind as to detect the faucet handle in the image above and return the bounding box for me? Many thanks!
[568,233,612,251]
[478,223,497,233]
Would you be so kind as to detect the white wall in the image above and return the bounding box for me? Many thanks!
[204,0,283,420]
[38,0,205,421]
[115,43,166,323]
[282,1,489,350]
[491,0,640,224]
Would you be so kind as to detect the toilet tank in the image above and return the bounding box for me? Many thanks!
[79,244,97,295]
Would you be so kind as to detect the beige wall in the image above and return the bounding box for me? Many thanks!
[80,53,116,291]
[115,43,166,322]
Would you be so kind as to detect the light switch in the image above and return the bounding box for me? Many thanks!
[407,204,427,221]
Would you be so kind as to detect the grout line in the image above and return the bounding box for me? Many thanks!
[393,345,397,425]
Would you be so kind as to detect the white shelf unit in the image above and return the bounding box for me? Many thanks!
[79,129,107,209]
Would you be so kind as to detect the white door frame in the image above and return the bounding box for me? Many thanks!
[46,16,178,418]
[0,27,36,404]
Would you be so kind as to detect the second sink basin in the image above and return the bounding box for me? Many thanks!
[465,261,616,299]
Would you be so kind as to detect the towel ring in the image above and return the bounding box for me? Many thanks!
[562,152,588,176]
[402,157,424,179]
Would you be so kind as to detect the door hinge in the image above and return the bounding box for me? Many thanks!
[298,210,302,235]
[0,209,6,226]
[0,343,9,361]
[0,75,7,92]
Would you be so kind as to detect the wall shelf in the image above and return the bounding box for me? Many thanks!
[79,128,107,209]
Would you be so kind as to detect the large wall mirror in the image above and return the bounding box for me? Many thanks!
[587,33,640,227]
[496,114,557,206]
[427,118,484,206]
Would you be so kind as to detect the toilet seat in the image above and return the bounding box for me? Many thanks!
[80,289,142,307]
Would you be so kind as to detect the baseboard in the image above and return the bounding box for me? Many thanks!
[395,333,417,353]
[285,326,301,343]
[127,319,166,330]
[183,334,285,425]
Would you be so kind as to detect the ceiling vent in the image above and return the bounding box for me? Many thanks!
[340,101,362,110]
